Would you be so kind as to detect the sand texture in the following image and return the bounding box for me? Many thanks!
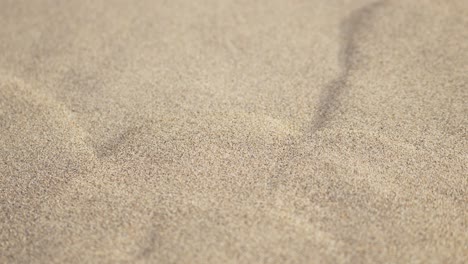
[0,0,467,263]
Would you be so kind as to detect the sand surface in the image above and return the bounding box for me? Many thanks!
[1,0,467,263]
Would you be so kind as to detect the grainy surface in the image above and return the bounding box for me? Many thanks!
[0,0,467,263]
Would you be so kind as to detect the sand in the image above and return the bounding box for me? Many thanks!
[0,0,467,263]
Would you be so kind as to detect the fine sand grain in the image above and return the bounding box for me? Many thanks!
[1,0,467,263]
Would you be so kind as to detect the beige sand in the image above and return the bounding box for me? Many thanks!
[0,0,467,263]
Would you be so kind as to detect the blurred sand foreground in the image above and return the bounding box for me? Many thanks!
[0,0,467,263]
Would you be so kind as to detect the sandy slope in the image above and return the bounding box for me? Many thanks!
[0,0,467,263]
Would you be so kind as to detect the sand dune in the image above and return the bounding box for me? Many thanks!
[1,0,467,263]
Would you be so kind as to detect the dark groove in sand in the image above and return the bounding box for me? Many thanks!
[310,0,386,132]
[268,0,386,190]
